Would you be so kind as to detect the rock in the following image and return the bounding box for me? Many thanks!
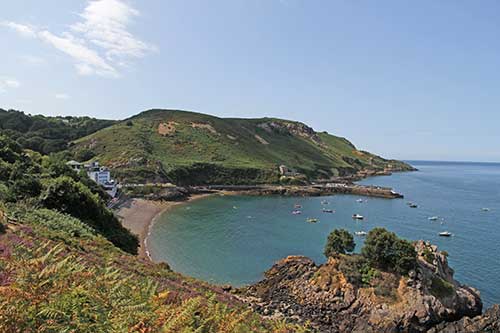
[429,304,500,332]
[243,243,484,332]
[221,284,232,292]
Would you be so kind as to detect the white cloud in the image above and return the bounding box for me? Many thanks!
[55,93,71,100]
[0,78,21,93]
[1,21,36,37]
[2,0,155,78]
[38,30,118,77]
[71,0,156,61]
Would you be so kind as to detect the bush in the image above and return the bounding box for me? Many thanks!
[361,228,416,275]
[40,176,138,254]
[324,229,355,257]
[0,183,13,202]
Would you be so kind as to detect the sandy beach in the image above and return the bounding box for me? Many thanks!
[116,194,213,258]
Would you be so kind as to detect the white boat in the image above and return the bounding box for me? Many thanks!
[355,231,367,236]
[306,218,319,223]
[439,231,452,237]
[321,200,329,205]
[409,203,418,208]
[352,214,364,220]
[428,216,439,221]
[356,199,364,203]
[482,208,490,212]
[322,208,335,213]
[294,204,302,209]
[292,210,302,215]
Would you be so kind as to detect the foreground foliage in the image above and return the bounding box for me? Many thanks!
[0,206,310,333]
[0,134,138,254]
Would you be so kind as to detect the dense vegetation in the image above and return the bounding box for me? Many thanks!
[324,229,355,256]
[0,109,115,155]
[0,134,137,253]
[324,227,417,286]
[71,109,414,184]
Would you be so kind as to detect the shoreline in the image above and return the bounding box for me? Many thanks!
[116,193,214,259]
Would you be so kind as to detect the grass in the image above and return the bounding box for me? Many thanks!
[72,109,413,184]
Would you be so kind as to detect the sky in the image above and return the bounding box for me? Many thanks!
[1,0,499,162]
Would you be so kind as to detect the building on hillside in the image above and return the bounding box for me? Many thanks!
[66,160,117,198]
[279,164,300,177]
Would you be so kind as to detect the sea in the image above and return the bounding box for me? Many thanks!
[148,161,500,307]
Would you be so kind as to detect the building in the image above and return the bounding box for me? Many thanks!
[279,164,300,177]
[66,160,117,198]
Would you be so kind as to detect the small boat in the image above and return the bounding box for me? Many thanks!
[428,216,439,221]
[356,199,364,203]
[292,210,302,215]
[409,203,418,208]
[352,214,364,220]
[233,206,238,209]
[482,208,490,212]
[355,231,367,236]
[322,208,335,213]
[321,200,329,205]
[294,204,302,209]
[439,231,452,237]
[306,218,319,223]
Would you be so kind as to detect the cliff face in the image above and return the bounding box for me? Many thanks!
[244,241,483,332]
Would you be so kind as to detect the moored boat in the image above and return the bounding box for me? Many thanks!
[306,218,319,223]
[428,216,439,221]
[439,231,452,237]
[352,214,364,220]
[292,210,302,215]
[322,208,334,213]
[355,231,367,236]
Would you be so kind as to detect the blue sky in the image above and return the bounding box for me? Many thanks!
[1,0,499,162]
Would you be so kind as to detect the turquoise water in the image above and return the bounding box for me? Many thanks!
[148,161,500,306]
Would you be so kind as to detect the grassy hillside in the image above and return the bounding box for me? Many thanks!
[0,204,309,332]
[72,109,413,184]
[0,109,116,155]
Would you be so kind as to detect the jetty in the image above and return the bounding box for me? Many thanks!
[204,183,403,199]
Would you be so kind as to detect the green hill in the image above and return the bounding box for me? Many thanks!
[71,109,413,184]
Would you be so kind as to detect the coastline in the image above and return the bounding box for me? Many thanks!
[116,194,213,259]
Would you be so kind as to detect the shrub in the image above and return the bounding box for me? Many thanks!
[361,228,416,275]
[324,229,355,257]
[40,176,138,254]
[360,265,379,285]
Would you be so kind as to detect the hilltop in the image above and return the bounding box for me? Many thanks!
[71,109,414,184]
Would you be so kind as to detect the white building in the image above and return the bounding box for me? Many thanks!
[66,160,117,197]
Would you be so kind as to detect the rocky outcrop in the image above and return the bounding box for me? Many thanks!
[257,121,324,146]
[430,304,500,332]
[244,242,483,332]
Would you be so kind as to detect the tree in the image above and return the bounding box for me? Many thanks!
[324,228,355,257]
[40,176,138,254]
[361,227,416,275]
